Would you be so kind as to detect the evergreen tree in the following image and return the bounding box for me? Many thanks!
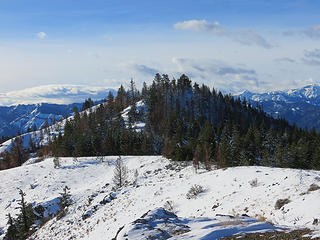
[82,98,94,111]
[58,186,72,210]
[230,124,241,166]
[10,137,27,166]
[5,214,18,240]
[128,102,138,126]
[15,189,35,239]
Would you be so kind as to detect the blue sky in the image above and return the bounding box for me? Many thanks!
[0,0,320,94]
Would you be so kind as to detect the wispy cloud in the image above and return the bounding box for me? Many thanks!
[171,57,260,92]
[36,32,47,39]
[174,20,226,35]
[302,48,320,66]
[284,25,320,40]
[303,25,320,39]
[233,29,272,49]
[304,49,320,58]
[274,57,296,63]
[174,19,272,49]
[132,64,159,76]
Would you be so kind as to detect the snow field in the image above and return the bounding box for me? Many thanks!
[0,156,319,239]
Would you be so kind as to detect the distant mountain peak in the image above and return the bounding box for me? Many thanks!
[236,82,320,130]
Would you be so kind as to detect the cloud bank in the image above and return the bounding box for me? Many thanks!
[0,85,116,106]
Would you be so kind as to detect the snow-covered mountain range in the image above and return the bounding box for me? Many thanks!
[237,83,320,130]
[0,103,82,138]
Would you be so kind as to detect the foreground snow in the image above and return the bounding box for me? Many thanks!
[0,156,320,239]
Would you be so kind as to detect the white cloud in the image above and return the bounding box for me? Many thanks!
[174,20,225,35]
[36,32,47,39]
[0,84,115,106]
[174,19,272,49]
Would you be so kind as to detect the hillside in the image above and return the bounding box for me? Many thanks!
[2,74,320,171]
[238,83,320,130]
[0,156,320,239]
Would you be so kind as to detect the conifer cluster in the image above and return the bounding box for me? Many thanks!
[2,73,320,170]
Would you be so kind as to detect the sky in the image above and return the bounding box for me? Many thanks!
[0,0,320,95]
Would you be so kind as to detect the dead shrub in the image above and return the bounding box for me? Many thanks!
[275,198,290,210]
[186,184,204,199]
[308,183,320,192]
[249,178,258,187]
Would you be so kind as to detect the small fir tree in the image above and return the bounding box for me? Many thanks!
[58,186,72,210]
[15,189,35,239]
[113,156,128,189]
[5,213,18,240]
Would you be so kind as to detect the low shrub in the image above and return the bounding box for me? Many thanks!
[275,198,290,210]
[308,183,320,192]
[186,184,204,199]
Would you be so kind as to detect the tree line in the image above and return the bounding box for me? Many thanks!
[2,74,320,170]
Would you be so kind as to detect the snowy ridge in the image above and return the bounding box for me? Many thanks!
[0,156,320,239]
[0,116,65,155]
[238,83,320,106]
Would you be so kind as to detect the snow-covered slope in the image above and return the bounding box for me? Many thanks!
[237,83,320,130]
[0,115,65,155]
[121,100,146,131]
[0,156,320,239]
